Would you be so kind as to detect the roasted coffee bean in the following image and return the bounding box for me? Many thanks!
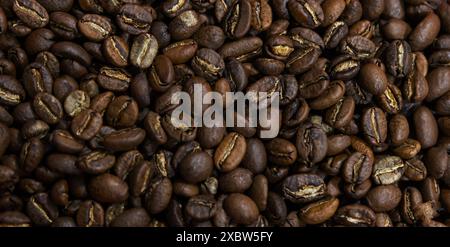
[392,138,421,160]
[179,151,213,184]
[381,19,411,40]
[191,48,224,81]
[340,35,376,60]
[0,75,25,105]
[299,197,339,225]
[64,90,90,117]
[117,4,153,35]
[214,132,246,172]
[334,204,376,226]
[366,185,402,212]
[26,193,58,226]
[145,177,173,215]
[78,14,112,41]
[102,128,146,152]
[130,33,158,69]
[342,152,373,184]
[361,107,387,146]
[425,147,448,179]
[409,12,440,51]
[13,0,49,29]
[88,174,128,204]
[281,174,327,204]
[71,109,102,140]
[0,211,31,227]
[106,95,139,128]
[265,138,297,166]
[97,67,131,92]
[77,151,115,175]
[426,67,450,102]
[359,63,388,96]
[103,36,129,68]
[404,158,427,181]
[223,193,258,225]
[372,156,404,185]
[413,106,438,149]
[309,80,345,110]
[163,39,198,65]
[76,200,104,227]
[296,122,327,165]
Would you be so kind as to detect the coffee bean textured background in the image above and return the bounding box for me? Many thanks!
[0,0,450,227]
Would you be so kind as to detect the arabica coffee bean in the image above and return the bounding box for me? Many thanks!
[88,174,128,204]
[223,193,259,225]
[214,132,246,172]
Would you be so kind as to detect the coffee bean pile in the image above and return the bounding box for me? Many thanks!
[0,0,450,227]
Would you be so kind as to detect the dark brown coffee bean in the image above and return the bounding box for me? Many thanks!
[78,14,112,41]
[421,176,440,204]
[425,147,448,179]
[179,151,213,184]
[342,152,373,184]
[89,174,128,204]
[426,67,450,102]
[214,132,246,172]
[13,0,49,29]
[265,138,297,166]
[219,168,253,193]
[296,122,327,165]
[106,95,139,128]
[340,35,376,60]
[22,62,53,97]
[381,19,411,40]
[102,128,146,152]
[0,75,25,105]
[404,158,427,181]
[413,106,438,149]
[288,0,324,28]
[50,41,91,66]
[361,107,387,146]
[163,39,198,65]
[50,179,69,206]
[385,40,413,78]
[161,113,197,142]
[265,192,287,225]
[145,177,173,214]
[76,200,104,227]
[191,48,224,81]
[334,204,376,226]
[359,63,388,96]
[242,138,267,174]
[249,174,268,211]
[77,151,115,175]
[309,80,345,110]
[26,193,58,226]
[400,187,423,224]
[130,33,158,69]
[71,109,102,141]
[281,174,326,204]
[372,156,404,185]
[219,37,263,61]
[19,137,44,173]
[110,208,150,227]
[169,10,201,41]
[409,12,440,51]
[97,67,131,92]
[223,193,259,225]
[366,184,402,212]
[299,197,339,225]
[103,36,129,68]
[223,0,251,39]
[117,4,153,35]
[0,211,31,227]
